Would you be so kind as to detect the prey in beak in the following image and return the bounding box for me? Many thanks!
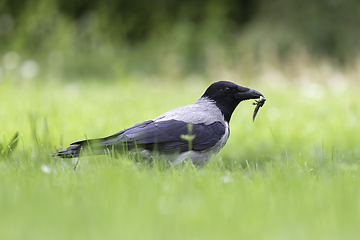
[252,96,266,122]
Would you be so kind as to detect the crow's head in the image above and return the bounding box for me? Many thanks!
[202,81,265,122]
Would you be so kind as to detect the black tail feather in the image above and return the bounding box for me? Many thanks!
[52,144,82,158]
[52,137,114,158]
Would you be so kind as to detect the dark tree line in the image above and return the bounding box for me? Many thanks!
[1,0,359,68]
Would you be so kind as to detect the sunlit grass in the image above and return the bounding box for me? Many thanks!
[0,76,359,240]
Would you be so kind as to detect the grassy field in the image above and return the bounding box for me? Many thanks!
[1,76,360,240]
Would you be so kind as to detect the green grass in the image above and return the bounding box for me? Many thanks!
[0,78,360,240]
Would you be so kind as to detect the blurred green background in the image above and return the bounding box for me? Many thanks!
[1,0,360,82]
[1,2,360,240]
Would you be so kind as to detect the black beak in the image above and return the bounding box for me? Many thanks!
[235,88,264,101]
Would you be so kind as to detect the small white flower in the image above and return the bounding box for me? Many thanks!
[222,176,231,183]
[41,165,51,174]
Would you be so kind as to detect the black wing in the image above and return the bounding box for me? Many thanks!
[101,119,226,153]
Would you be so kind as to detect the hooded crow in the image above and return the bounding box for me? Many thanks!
[52,81,266,168]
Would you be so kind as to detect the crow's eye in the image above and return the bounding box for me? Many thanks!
[224,87,231,93]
